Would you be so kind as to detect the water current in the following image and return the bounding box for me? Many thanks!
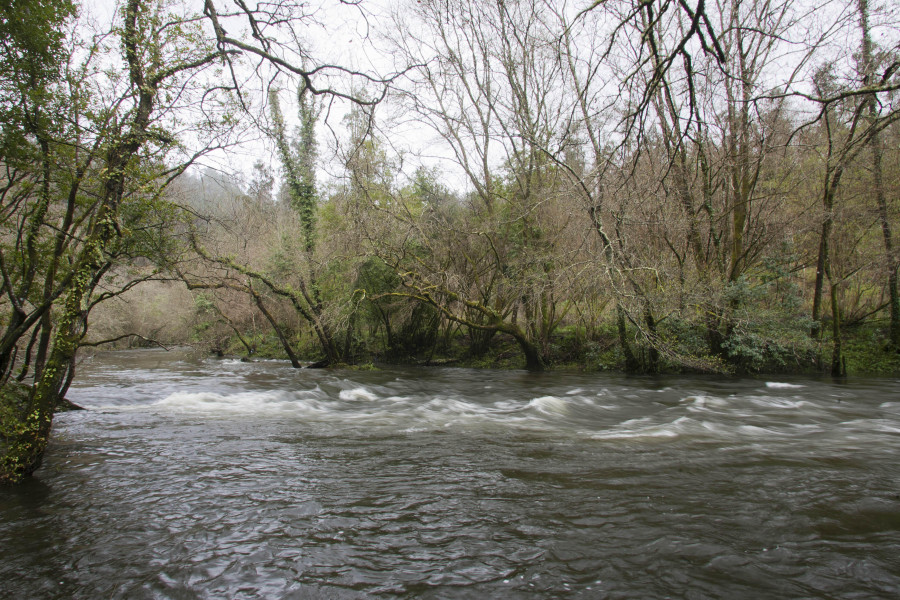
[2,348,899,598]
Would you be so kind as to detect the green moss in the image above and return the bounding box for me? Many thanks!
[0,383,43,484]
[346,362,378,371]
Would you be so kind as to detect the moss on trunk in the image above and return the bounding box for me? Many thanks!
[0,382,50,484]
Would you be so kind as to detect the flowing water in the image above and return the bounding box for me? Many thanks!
[2,349,900,599]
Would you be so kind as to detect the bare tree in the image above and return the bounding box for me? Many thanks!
[858,0,900,348]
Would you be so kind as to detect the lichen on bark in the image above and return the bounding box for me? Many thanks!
[0,382,47,484]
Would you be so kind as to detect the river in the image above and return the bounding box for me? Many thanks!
[1,348,899,598]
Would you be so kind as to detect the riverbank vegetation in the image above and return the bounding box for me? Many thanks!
[2,0,899,480]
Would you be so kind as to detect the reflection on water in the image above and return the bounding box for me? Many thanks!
[2,349,899,598]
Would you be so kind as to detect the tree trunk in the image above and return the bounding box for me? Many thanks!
[616,304,639,373]
[812,182,837,339]
[251,289,301,368]
[830,280,846,377]
[811,222,828,338]
[509,329,545,372]
[644,306,660,374]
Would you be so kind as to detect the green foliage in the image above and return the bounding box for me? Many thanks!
[357,257,399,292]
[0,382,43,484]
[0,0,243,481]
[707,247,820,372]
[190,293,217,339]
[270,88,320,251]
[582,338,624,371]
[193,293,215,314]
[758,240,804,313]
[0,0,76,116]
[721,317,819,373]
[841,323,900,375]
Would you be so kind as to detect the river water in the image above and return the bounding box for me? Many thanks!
[2,349,899,598]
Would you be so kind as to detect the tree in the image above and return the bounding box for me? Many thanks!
[858,0,900,348]
[174,0,399,369]
[806,18,900,374]
[1,0,236,483]
[183,86,362,368]
[377,0,593,370]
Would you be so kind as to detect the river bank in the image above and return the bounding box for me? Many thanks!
[198,319,900,377]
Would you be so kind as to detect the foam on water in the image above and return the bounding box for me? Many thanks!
[142,387,583,432]
[589,412,816,441]
[69,354,900,449]
[681,395,729,411]
[153,390,328,416]
[589,416,689,440]
[840,418,900,435]
[417,396,485,417]
[137,384,830,441]
[338,387,379,401]
[526,396,568,415]
[747,396,815,409]
[738,424,789,437]
[217,358,245,366]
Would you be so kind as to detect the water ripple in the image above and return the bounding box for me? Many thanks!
[2,350,899,598]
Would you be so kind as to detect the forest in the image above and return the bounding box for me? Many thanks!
[1,0,899,482]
